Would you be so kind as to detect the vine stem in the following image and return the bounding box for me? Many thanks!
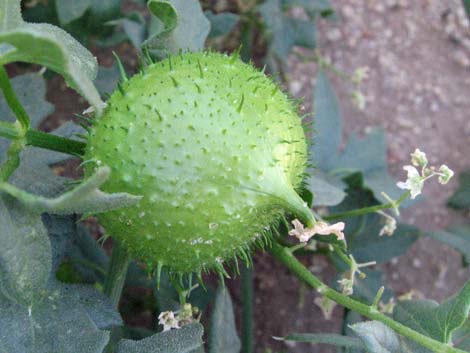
[323,191,410,221]
[104,240,130,308]
[241,265,254,353]
[269,241,466,353]
[0,121,86,156]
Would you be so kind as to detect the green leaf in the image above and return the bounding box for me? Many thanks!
[342,311,366,353]
[0,0,104,114]
[116,323,204,353]
[282,0,334,16]
[119,12,147,49]
[0,282,111,353]
[258,0,316,60]
[208,287,241,353]
[90,0,122,24]
[145,0,210,56]
[393,282,470,344]
[55,0,92,25]
[331,129,403,204]
[310,72,405,204]
[427,226,470,264]
[95,64,121,96]
[447,169,470,211]
[307,171,346,206]
[0,196,51,304]
[205,11,240,38]
[351,321,429,353]
[311,71,341,170]
[0,196,117,352]
[453,319,470,350]
[0,166,142,214]
[463,0,470,19]
[275,333,365,349]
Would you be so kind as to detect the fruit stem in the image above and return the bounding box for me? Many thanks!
[241,265,254,353]
[104,240,130,308]
[323,191,410,221]
[269,241,467,353]
[0,121,86,156]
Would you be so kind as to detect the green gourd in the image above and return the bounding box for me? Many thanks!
[84,51,313,274]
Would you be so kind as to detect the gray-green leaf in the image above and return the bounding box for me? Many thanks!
[56,0,92,25]
[0,282,111,353]
[208,287,241,353]
[145,0,210,57]
[0,0,104,114]
[427,226,470,264]
[393,282,470,344]
[311,70,341,170]
[307,171,346,206]
[116,323,204,353]
[351,321,429,353]
[275,333,365,349]
[0,195,51,304]
[1,166,142,214]
[205,11,240,38]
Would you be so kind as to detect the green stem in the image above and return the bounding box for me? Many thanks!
[0,121,86,156]
[25,129,86,156]
[241,265,254,353]
[0,139,24,181]
[104,240,130,308]
[323,191,410,221]
[0,121,20,140]
[0,66,30,130]
[270,241,466,353]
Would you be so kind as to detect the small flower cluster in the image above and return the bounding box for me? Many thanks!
[289,219,345,243]
[377,210,397,237]
[397,149,454,199]
[158,303,199,332]
[337,255,376,296]
[351,66,370,111]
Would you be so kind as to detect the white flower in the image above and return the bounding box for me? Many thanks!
[288,219,316,242]
[397,165,424,199]
[351,90,366,110]
[410,148,428,167]
[438,164,454,185]
[378,212,397,237]
[352,66,370,84]
[337,277,354,296]
[158,311,180,332]
[289,219,345,243]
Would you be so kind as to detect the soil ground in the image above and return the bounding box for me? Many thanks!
[31,0,469,352]
[251,1,469,352]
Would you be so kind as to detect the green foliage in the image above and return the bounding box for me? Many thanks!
[205,12,240,39]
[145,0,210,57]
[427,226,470,264]
[0,0,103,114]
[115,323,204,353]
[275,333,365,349]
[258,0,317,61]
[208,287,241,353]
[393,282,470,344]
[447,169,470,211]
[311,71,405,205]
[350,282,470,353]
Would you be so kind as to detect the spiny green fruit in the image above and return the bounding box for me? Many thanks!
[84,51,314,274]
